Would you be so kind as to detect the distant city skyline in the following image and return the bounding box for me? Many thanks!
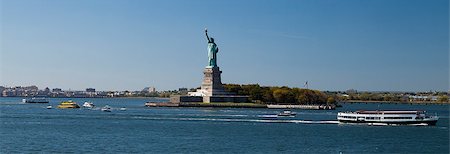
[1,0,448,92]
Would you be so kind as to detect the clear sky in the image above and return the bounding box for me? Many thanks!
[0,0,448,92]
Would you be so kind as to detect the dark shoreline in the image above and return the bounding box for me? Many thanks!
[342,100,449,104]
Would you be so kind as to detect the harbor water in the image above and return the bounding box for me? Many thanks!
[1,97,449,153]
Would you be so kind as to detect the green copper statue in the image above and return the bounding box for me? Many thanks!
[205,28,219,67]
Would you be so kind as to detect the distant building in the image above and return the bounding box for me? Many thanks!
[86,88,96,93]
[409,95,438,101]
[36,87,51,96]
[106,91,116,97]
[44,87,50,94]
[124,91,133,96]
[26,85,39,91]
[85,88,96,97]
[179,88,188,95]
[346,89,357,94]
[0,86,39,97]
[52,88,62,93]
[0,86,4,97]
[149,87,156,93]
[3,89,15,97]
[142,87,156,93]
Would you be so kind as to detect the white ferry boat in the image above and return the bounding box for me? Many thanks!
[337,110,438,125]
[22,98,49,103]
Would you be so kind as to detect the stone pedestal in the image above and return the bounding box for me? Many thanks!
[200,67,229,96]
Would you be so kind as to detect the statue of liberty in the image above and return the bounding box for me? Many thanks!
[205,28,219,67]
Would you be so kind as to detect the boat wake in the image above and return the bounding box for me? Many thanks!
[130,116,341,124]
[0,102,27,105]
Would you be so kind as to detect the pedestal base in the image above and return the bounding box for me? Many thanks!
[203,95,249,103]
[201,66,226,96]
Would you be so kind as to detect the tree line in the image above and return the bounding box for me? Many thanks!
[223,84,335,105]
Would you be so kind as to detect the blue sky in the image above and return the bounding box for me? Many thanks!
[0,0,448,91]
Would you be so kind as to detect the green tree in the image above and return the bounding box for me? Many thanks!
[437,95,449,103]
[262,87,275,103]
[360,92,371,101]
[370,93,382,101]
[383,94,393,101]
[224,84,329,104]
[297,95,307,104]
[223,84,242,94]
[327,97,336,104]
[273,88,295,104]
[242,84,262,100]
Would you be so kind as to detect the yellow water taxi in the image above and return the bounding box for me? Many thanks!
[57,100,80,109]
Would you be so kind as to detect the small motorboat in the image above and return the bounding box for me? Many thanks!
[46,105,53,109]
[120,107,127,111]
[101,105,112,112]
[277,110,297,117]
[83,102,95,108]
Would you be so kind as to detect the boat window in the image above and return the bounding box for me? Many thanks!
[384,117,413,119]
[339,116,356,119]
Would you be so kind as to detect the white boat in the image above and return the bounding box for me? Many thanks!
[101,105,112,112]
[82,102,95,108]
[46,105,53,109]
[120,107,127,111]
[22,98,49,103]
[277,110,297,117]
[337,110,439,125]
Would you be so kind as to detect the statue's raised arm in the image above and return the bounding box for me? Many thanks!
[205,28,211,42]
